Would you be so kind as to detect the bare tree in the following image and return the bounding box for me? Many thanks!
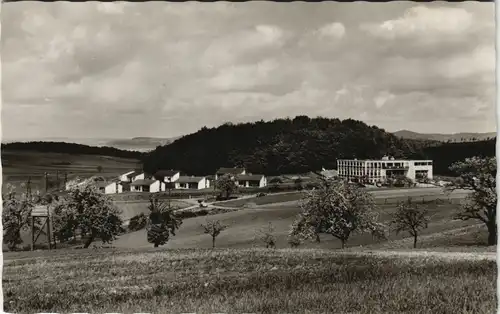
[257,222,276,248]
[390,197,430,248]
[202,220,227,248]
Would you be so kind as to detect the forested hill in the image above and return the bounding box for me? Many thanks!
[142,116,439,176]
[1,141,145,160]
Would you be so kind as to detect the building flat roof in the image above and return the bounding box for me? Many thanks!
[337,159,432,162]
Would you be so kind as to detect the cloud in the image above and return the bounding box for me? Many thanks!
[1,2,495,139]
[361,6,474,40]
[316,22,346,39]
[373,91,395,109]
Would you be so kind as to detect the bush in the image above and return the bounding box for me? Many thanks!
[128,213,148,231]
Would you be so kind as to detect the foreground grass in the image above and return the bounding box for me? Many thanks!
[3,248,496,313]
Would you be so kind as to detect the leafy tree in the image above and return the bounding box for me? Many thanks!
[2,185,36,251]
[51,184,124,248]
[96,165,103,173]
[446,156,497,245]
[257,222,276,248]
[390,197,430,248]
[290,178,386,249]
[202,220,227,248]
[215,174,237,200]
[146,194,183,248]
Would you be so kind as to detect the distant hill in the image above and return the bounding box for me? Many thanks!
[105,136,181,152]
[2,136,182,152]
[1,141,145,160]
[393,130,496,142]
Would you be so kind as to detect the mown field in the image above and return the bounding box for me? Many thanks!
[3,248,496,313]
[2,150,141,193]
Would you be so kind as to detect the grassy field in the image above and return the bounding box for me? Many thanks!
[214,187,471,208]
[3,248,496,313]
[113,190,483,250]
[2,150,141,193]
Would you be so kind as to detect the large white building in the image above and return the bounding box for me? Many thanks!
[337,156,433,184]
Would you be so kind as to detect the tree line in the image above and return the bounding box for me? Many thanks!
[2,141,145,160]
[142,116,495,176]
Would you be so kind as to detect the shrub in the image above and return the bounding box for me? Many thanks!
[128,213,148,231]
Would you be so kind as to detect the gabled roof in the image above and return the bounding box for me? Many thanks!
[95,181,118,188]
[130,179,157,186]
[216,167,245,175]
[126,170,143,178]
[154,170,181,177]
[176,176,205,183]
[120,170,135,176]
[236,174,264,181]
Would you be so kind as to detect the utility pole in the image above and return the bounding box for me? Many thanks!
[26,176,32,199]
[44,172,49,194]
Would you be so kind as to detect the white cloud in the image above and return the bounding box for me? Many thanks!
[374,91,395,109]
[439,45,495,80]
[316,22,345,39]
[208,59,279,91]
[361,6,474,40]
[1,2,495,138]
[96,2,127,15]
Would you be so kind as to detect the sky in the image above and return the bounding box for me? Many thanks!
[1,1,496,140]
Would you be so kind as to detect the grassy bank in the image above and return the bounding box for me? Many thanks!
[3,248,496,313]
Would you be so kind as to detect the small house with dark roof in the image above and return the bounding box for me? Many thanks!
[174,176,210,190]
[94,179,123,194]
[154,169,181,183]
[119,170,145,183]
[235,174,267,188]
[119,170,136,182]
[215,167,246,180]
[130,179,161,193]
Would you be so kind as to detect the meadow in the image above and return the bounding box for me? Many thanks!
[3,248,496,313]
[113,189,483,250]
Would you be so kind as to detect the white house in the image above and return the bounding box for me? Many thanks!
[174,176,210,190]
[95,181,123,194]
[131,172,146,182]
[119,170,136,182]
[337,156,433,184]
[235,174,267,188]
[130,179,161,193]
[215,167,246,180]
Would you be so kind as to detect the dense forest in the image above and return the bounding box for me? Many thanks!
[142,116,454,176]
[422,139,496,176]
[1,141,145,160]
